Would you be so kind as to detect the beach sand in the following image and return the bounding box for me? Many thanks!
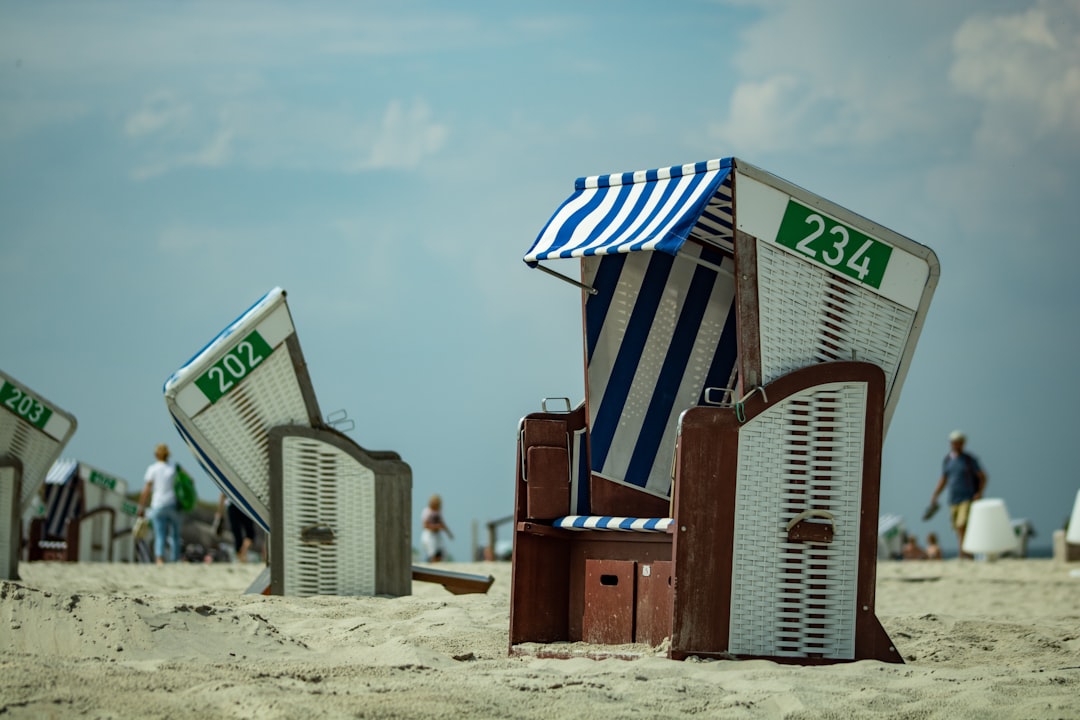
[2,559,1078,719]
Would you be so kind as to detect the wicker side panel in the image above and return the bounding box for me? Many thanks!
[276,434,377,597]
[728,382,866,660]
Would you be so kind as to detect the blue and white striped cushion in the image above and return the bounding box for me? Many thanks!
[553,515,673,532]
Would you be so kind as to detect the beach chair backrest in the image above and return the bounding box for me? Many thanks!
[583,245,738,500]
[526,162,740,503]
[163,288,321,530]
[732,163,938,429]
[0,369,77,513]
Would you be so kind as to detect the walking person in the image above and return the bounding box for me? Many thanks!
[137,443,183,565]
[928,430,987,559]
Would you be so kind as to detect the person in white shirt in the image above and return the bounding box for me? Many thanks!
[137,443,182,565]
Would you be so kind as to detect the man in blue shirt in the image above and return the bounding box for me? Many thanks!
[929,430,987,558]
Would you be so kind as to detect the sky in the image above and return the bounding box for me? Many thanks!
[2,0,1079,561]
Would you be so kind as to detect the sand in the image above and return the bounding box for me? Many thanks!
[2,559,1078,719]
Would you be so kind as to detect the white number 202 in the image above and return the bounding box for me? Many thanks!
[207,340,265,395]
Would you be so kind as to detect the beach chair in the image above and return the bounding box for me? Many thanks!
[510,157,938,663]
[26,460,146,564]
[164,288,491,597]
[0,369,77,578]
[78,462,138,562]
[27,458,82,561]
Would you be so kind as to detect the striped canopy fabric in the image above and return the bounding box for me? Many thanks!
[44,458,80,538]
[585,247,738,497]
[525,159,739,500]
[524,158,734,264]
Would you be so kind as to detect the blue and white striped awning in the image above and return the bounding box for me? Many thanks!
[524,158,734,264]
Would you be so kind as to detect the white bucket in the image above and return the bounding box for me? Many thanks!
[1066,489,1080,545]
[962,498,1016,556]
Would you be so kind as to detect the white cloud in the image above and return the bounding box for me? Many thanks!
[709,75,805,153]
[707,1,968,156]
[124,91,191,138]
[126,92,445,179]
[132,124,233,180]
[950,1,1080,153]
[353,99,448,171]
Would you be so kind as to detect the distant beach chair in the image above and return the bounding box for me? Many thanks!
[510,157,938,663]
[27,458,85,562]
[878,513,906,560]
[0,369,77,579]
[25,458,128,563]
[164,288,491,596]
[78,461,139,562]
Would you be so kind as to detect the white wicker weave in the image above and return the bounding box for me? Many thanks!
[756,241,914,404]
[188,348,311,520]
[276,433,377,596]
[728,381,866,660]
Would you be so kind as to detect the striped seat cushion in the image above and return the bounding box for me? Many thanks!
[553,515,673,532]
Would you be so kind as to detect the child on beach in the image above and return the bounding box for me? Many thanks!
[925,532,943,560]
[902,533,927,560]
[420,494,454,562]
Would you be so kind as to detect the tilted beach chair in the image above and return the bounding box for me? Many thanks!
[0,370,77,579]
[164,288,490,596]
[510,158,938,663]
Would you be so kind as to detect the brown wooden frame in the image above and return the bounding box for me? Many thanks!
[1,456,22,580]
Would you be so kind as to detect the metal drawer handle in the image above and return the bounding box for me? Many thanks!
[785,509,835,532]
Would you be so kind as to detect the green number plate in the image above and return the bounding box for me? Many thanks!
[122,500,139,517]
[775,200,893,289]
[194,330,274,404]
[0,380,55,430]
[88,469,118,492]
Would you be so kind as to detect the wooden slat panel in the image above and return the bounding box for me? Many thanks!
[582,559,635,644]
